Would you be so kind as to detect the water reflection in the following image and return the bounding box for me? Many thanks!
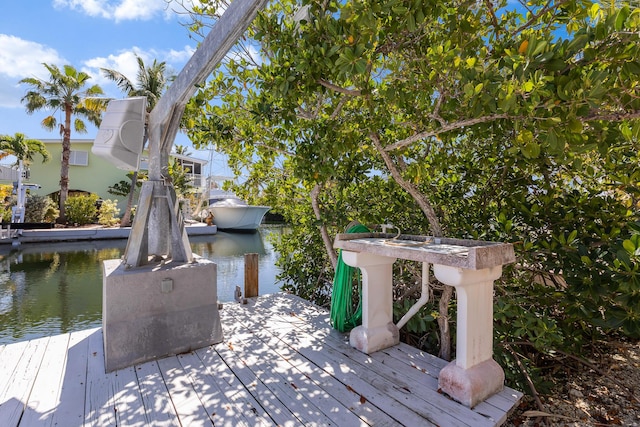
[0,226,283,344]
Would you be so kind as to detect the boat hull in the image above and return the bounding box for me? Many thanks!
[208,205,270,230]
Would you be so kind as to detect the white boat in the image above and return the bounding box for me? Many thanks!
[207,189,270,231]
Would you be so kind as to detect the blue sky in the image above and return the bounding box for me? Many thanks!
[0,0,211,159]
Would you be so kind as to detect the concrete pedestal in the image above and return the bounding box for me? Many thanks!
[102,257,223,372]
[438,358,505,408]
[341,251,399,354]
[334,233,515,407]
[433,264,504,407]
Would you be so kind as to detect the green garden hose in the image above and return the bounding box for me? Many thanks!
[330,222,370,332]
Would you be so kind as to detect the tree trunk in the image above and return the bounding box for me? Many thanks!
[369,133,443,236]
[58,106,72,224]
[370,131,453,361]
[120,170,138,227]
[437,285,454,361]
[311,183,338,269]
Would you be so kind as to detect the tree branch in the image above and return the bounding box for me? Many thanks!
[330,96,347,120]
[437,285,454,361]
[504,343,547,414]
[317,79,362,96]
[510,0,571,37]
[384,114,510,152]
[584,110,640,122]
[370,132,443,237]
[310,184,338,269]
[484,0,502,35]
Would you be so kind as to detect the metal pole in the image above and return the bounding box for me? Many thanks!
[124,0,268,267]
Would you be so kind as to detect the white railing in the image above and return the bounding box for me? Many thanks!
[0,164,20,183]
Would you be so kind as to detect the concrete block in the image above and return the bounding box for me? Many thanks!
[438,358,505,408]
[349,322,399,354]
[102,257,222,372]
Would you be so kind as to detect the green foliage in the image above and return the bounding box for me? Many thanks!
[108,171,146,197]
[182,0,640,394]
[394,298,437,335]
[0,206,11,223]
[97,199,120,226]
[20,63,107,222]
[254,174,335,304]
[168,159,195,198]
[276,220,335,307]
[0,133,50,164]
[0,185,13,222]
[64,194,99,225]
[108,180,132,198]
[24,195,58,223]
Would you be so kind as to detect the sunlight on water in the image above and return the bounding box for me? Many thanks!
[0,225,284,344]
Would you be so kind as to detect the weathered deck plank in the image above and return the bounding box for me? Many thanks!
[0,339,30,397]
[0,292,522,426]
[51,328,94,427]
[84,327,117,426]
[235,296,493,427]
[19,332,70,426]
[223,303,428,426]
[157,355,214,427]
[133,360,180,427]
[0,336,50,426]
[208,337,301,426]
[225,312,401,426]
[262,293,523,424]
[221,314,366,426]
[191,347,274,427]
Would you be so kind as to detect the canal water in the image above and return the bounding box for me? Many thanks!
[0,226,284,345]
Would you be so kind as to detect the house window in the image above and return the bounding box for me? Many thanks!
[68,150,89,166]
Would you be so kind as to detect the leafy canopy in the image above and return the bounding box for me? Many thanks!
[181,0,640,364]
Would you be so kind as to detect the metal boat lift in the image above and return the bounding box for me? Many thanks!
[123,0,268,268]
[97,0,268,372]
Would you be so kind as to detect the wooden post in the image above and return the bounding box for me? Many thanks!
[244,253,259,298]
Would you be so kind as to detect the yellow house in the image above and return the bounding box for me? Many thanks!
[22,139,207,215]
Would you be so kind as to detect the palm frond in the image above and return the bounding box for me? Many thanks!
[101,68,136,94]
[41,116,57,130]
[74,118,88,134]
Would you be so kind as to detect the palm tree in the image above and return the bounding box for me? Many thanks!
[20,64,106,223]
[0,133,50,164]
[101,55,172,226]
[174,144,192,156]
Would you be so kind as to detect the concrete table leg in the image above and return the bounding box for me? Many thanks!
[341,251,398,354]
[433,264,505,407]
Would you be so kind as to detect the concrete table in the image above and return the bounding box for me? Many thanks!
[334,233,515,407]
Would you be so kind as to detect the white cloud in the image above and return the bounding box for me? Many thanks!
[0,35,66,108]
[165,45,197,64]
[81,45,194,96]
[114,0,169,22]
[53,0,169,23]
[52,0,111,19]
[83,47,148,86]
[0,35,65,79]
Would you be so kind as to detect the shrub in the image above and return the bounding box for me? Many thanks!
[24,194,58,222]
[0,185,14,222]
[0,202,12,223]
[64,194,99,225]
[98,199,120,226]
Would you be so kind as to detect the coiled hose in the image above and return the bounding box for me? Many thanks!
[330,222,370,332]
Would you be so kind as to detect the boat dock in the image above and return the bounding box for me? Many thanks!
[0,222,216,244]
[0,293,522,426]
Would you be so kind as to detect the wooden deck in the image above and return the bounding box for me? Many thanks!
[0,293,522,426]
